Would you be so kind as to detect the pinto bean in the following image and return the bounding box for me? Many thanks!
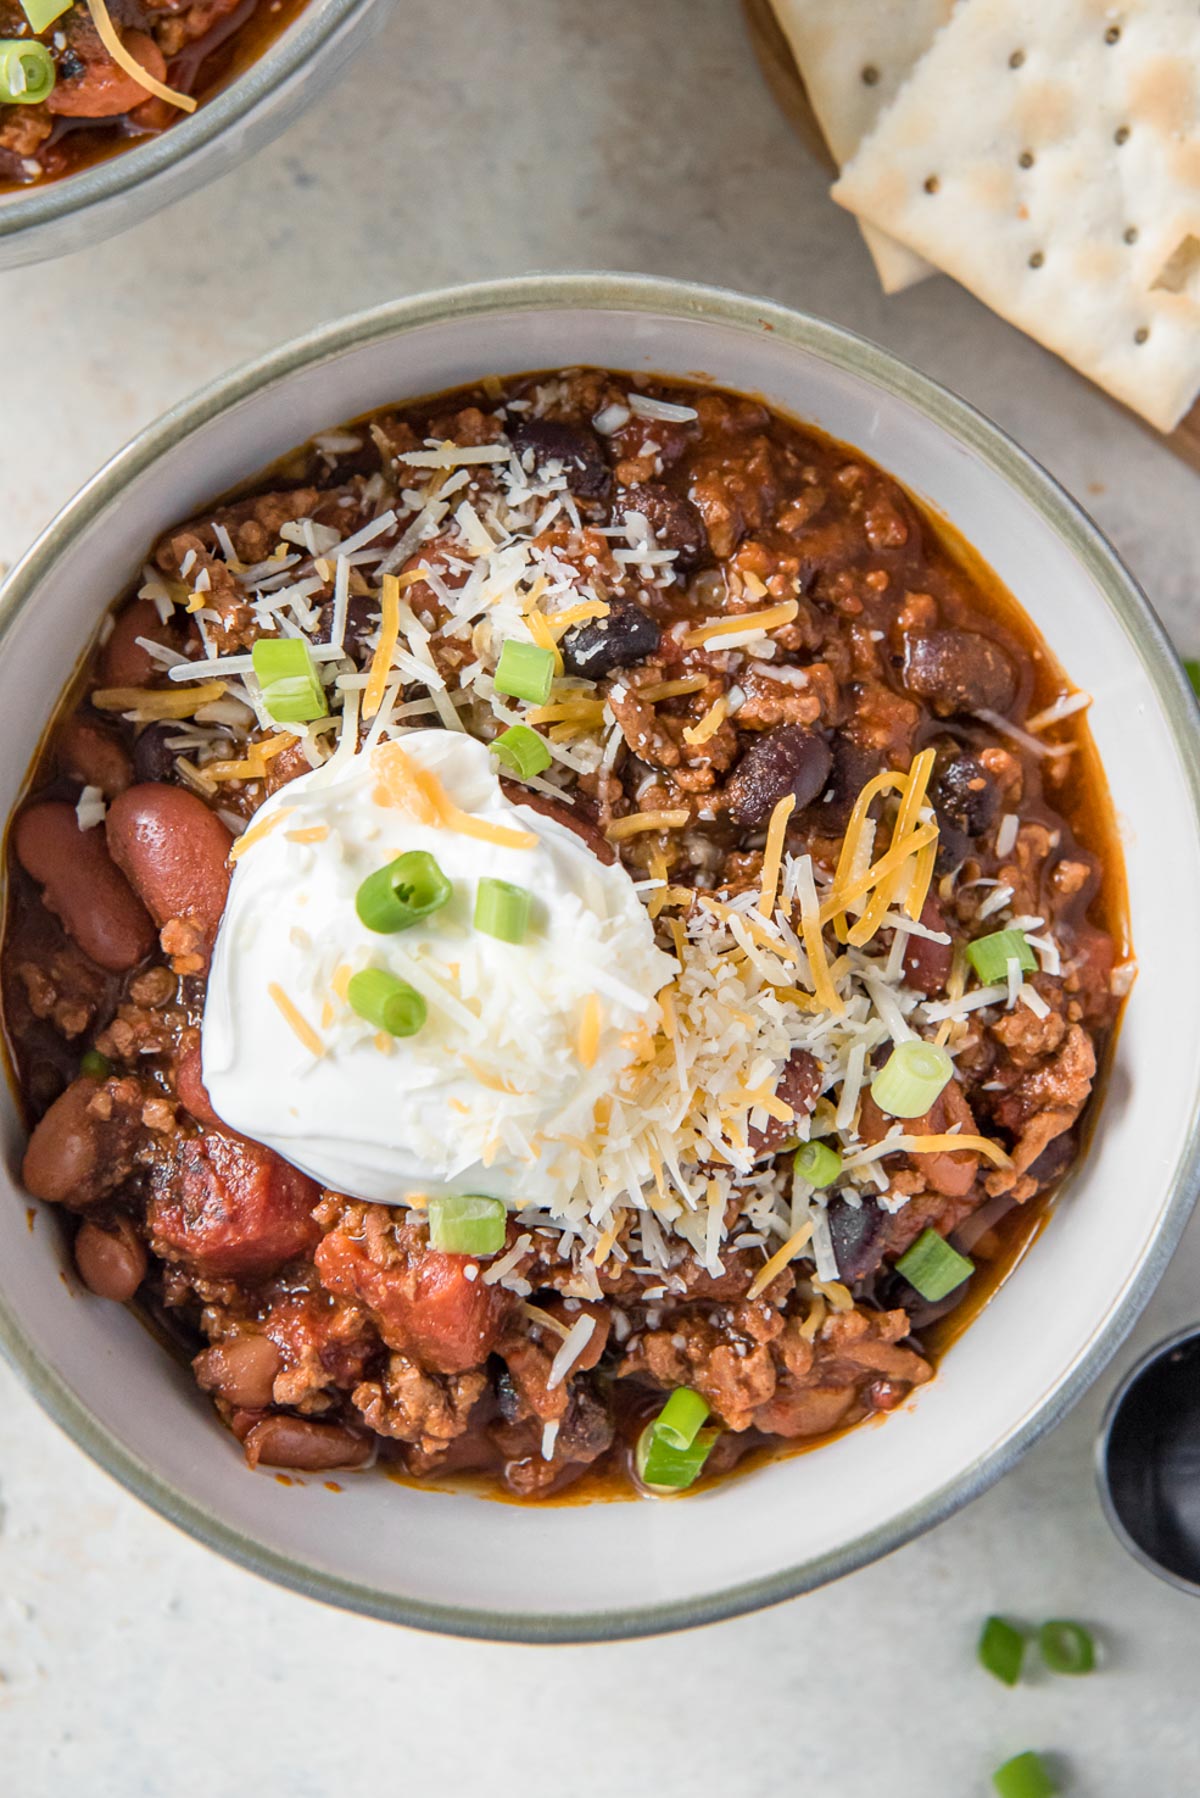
[14,802,156,972]
[902,631,1017,717]
[616,482,709,568]
[725,725,832,828]
[105,786,233,956]
[194,1335,283,1410]
[57,716,132,799]
[243,1416,372,1472]
[900,896,954,997]
[96,599,176,688]
[74,1216,147,1302]
[509,418,611,498]
[560,598,661,680]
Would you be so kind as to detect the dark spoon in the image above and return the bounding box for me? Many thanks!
[1096,1324,1200,1595]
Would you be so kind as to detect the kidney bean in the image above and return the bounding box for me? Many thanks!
[97,599,176,688]
[504,784,615,864]
[57,715,132,799]
[74,1216,147,1301]
[725,725,832,828]
[559,597,661,680]
[14,802,156,972]
[132,722,180,785]
[902,630,1017,716]
[748,1047,820,1158]
[616,483,709,568]
[900,895,954,997]
[509,417,611,498]
[105,786,232,955]
[22,1075,142,1207]
[194,1335,283,1410]
[243,1416,372,1472]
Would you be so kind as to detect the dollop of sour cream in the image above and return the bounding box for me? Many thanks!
[203,731,677,1210]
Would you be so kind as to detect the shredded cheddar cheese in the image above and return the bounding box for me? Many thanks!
[605,808,690,841]
[747,1220,815,1299]
[92,682,226,719]
[229,806,295,862]
[364,574,401,720]
[683,598,799,646]
[267,983,324,1057]
[576,995,604,1068]
[757,792,796,918]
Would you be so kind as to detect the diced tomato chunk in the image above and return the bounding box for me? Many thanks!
[148,1130,320,1277]
[315,1226,512,1375]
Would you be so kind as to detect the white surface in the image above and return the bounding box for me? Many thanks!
[2,0,1200,1790]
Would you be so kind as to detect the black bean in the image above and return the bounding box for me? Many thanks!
[560,598,660,680]
[132,723,179,785]
[725,726,832,828]
[616,483,709,569]
[828,1196,887,1284]
[819,731,883,830]
[509,418,611,499]
[933,754,1000,839]
[902,630,1017,716]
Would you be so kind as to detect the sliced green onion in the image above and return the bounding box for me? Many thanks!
[494,639,555,705]
[895,1226,974,1302]
[19,0,72,31]
[347,969,426,1037]
[635,1421,718,1493]
[794,1140,842,1186]
[0,39,55,103]
[653,1388,710,1451]
[992,1751,1058,1798]
[251,637,329,725]
[474,877,531,944]
[356,850,452,934]
[427,1193,507,1256]
[870,1038,953,1118]
[80,1049,112,1081]
[966,928,1038,985]
[489,723,552,781]
[978,1615,1026,1686]
[1184,658,1200,698]
[1038,1619,1095,1675]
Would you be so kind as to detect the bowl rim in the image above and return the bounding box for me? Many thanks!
[2,270,1199,1643]
[0,0,381,243]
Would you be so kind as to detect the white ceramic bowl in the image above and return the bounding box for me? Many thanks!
[2,274,1198,1641]
[0,0,389,270]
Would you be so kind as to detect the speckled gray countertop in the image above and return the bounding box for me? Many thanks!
[2,2,1199,1792]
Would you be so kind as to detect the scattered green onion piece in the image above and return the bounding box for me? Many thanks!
[347,969,426,1038]
[427,1193,507,1256]
[992,1752,1058,1798]
[635,1421,719,1494]
[494,639,555,705]
[80,1049,112,1081]
[978,1615,1026,1687]
[794,1140,842,1186]
[895,1226,974,1302]
[1038,1619,1095,1676]
[251,636,329,725]
[1184,658,1200,699]
[870,1038,953,1119]
[355,850,452,934]
[19,0,71,31]
[966,928,1038,986]
[489,723,552,781]
[0,39,55,104]
[653,1387,710,1452]
[474,877,531,944]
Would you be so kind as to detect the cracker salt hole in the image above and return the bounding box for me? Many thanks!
[1124,227,1139,245]
[923,175,940,194]
[861,64,879,85]
[1135,327,1151,345]
[1028,251,1045,269]
[1018,150,1035,168]
[1105,24,1121,42]
[1114,124,1130,144]
[1008,48,1025,67]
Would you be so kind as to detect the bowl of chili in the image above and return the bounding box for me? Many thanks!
[0,0,389,268]
[0,272,1198,1639]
